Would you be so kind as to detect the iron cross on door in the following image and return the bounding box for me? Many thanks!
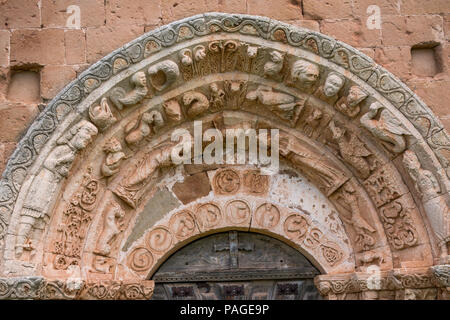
[213,231,254,268]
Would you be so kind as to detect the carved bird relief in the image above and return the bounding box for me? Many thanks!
[360,102,411,153]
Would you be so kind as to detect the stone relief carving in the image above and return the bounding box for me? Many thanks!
[314,71,345,105]
[246,85,305,121]
[242,170,269,195]
[281,135,348,196]
[328,121,374,179]
[101,138,126,177]
[264,50,284,78]
[147,60,180,92]
[128,247,154,273]
[225,200,251,224]
[213,169,240,195]
[334,182,376,251]
[88,97,117,131]
[147,227,173,253]
[209,83,226,111]
[254,203,280,229]
[380,198,419,250]
[284,214,310,242]
[16,120,98,258]
[110,71,148,110]
[320,242,344,267]
[224,80,247,110]
[52,172,99,269]
[360,102,412,154]
[363,165,404,208]
[124,110,164,146]
[95,202,125,256]
[290,59,320,94]
[195,203,222,230]
[403,150,440,201]
[163,99,183,122]
[335,85,368,118]
[169,210,196,239]
[208,40,240,73]
[182,91,210,118]
[113,143,174,208]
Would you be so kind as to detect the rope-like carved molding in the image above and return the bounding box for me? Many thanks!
[0,277,154,300]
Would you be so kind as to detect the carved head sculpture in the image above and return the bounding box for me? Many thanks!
[323,72,345,97]
[69,120,98,150]
[347,86,369,107]
[329,121,346,140]
[131,71,147,88]
[103,137,122,153]
[291,59,320,88]
[247,46,258,58]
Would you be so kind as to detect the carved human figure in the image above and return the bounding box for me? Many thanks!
[403,150,448,261]
[303,108,323,138]
[314,72,345,105]
[281,136,348,196]
[329,121,372,179]
[246,85,303,120]
[335,85,368,118]
[264,50,284,77]
[16,120,98,258]
[403,150,440,200]
[360,102,411,153]
[125,110,164,146]
[291,59,320,94]
[113,144,175,208]
[95,202,125,256]
[88,97,117,131]
[110,71,148,110]
[101,138,126,177]
[209,83,226,111]
[337,183,376,250]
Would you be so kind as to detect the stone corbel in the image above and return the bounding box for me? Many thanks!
[0,277,154,300]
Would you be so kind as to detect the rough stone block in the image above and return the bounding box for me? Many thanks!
[10,29,65,66]
[0,0,40,29]
[0,102,39,143]
[303,0,352,20]
[401,0,450,15]
[247,0,303,20]
[172,172,212,204]
[6,71,40,103]
[0,30,9,67]
[352,0,401,16]
[86,25,144,63]
[161,0,217,23]
[106,0,161,26]
[320,19,381,47]
[375,46,412,81]
[40,65,77,100]
[382,15,444,46]
[406,78,450,119]
[65,30,86,65]
[286,20,320,32]
[0,142,16,175]
[41,0,105,28]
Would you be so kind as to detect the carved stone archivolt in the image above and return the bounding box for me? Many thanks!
[0,13,448,300]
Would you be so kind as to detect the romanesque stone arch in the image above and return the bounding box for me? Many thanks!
[0,13,448,300]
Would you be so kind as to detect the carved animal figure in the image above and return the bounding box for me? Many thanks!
[163,99,183,122]
[335,85,368,118]
[183,91,210,118]
[109,71,148,110]
[264,51,284,77]
[95,203,125,256]
[329,121,372,179]
[88,97,117,131]
[125,110,164,146]
[360,102,411,153]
